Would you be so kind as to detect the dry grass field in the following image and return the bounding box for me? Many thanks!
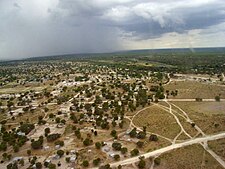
[0,85,48,94]
[171,102,225,135]
[158,144,224,169]
[158,102,199,138]
[143,137,171,152]
[165,80,225,99]
[208,138,225,161]
[133,105,180,139]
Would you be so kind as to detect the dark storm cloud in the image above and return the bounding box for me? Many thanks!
[0,0,225,60]
[100,0,225,39]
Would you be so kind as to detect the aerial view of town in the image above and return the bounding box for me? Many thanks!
[1,0,225,169]
[0,50,225,169]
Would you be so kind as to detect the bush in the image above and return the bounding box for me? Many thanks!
[195,98,202,102]
[99,164,111,169]
[47,134,61,142]
[48,163,56,169]
[93,158,101,166]
[82,160,89,167]
[114,154,120,161]
[83,138,92,146]
[154,157,161,165]
[215,95,220,102]
[138,159,146,169]
[95,142,101,149]
[129,128,137,138]
[31,140,42,149]
[20,123,35,135]
[136,131,146,139]
[121,147,128,154]
[13,144,19,152]
[136,141,144,148]
[36,162,42,169]
[65,157,70,163]
[149,134,158,142]
[110,130,117,137]
[55,140,64,147]
[27,150,31,156]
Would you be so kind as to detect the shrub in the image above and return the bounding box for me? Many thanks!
[82,160,89,167]
[47,134,61,142]
[149,134,158,142]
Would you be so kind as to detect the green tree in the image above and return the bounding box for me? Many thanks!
[27,149,31,156]
[36,162,42,169]
[215,95,220,102]
[154,157,161,165]
[149,134,158,142]
[57,150,64,157]
[121,147,128,154]
[95,142,101,149]
[130,148,139,156]
[93,158,101,166]
[114,154,120,161]
[112,142,122,151]
[48,163,56,169]
[136,141,144,148]
[110,130,117,137]
[138,159,146,169]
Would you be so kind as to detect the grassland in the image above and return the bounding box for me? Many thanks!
[133,105,180,139]
[165,81,225,99]
[208,138,225,161]
[159,144,224,169]
[171,102,225,135]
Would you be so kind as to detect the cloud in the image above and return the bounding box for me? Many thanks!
[0,0,225,60]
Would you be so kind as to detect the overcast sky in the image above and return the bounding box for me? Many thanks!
[0,0,225,60]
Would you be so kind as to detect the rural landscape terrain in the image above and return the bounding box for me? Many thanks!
[0,48,225,169]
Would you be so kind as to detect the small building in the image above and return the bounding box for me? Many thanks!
[70,155,76,162]
[57,123,64,128]
[17,131,26,136]
[109,153,115,158]
[12,157,23,162]
[44,146,50,151]
[55,145,60,150]
[103,146,110,152]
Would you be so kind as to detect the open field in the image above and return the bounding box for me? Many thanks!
[157,102,199,138]
[133,105,180,139]
[171,102,225,135]
[0,85,48,94]
[165,80,225,99]
[208,138,225,161]
[159,144,224,169]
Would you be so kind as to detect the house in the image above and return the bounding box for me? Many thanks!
[109,153,115,158]
[55,145,60,149]
[17,131,26,136]
[12,157,23,162]
[103,146,110,152]
[70,155,76,162]
[44,146,50,151]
